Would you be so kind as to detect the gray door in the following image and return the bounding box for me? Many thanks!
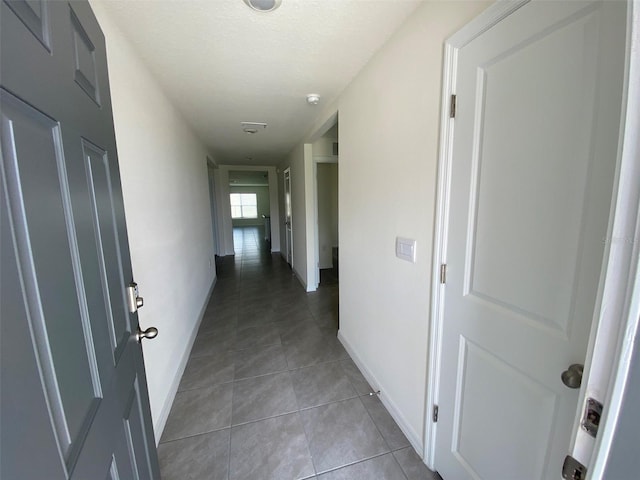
[1,1,160,478]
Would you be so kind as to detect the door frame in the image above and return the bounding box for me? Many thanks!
[206,157,221,257]
[216,165,280,255]
[424,0,639,473]
[284,167,293,266]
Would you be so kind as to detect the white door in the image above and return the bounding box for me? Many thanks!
[435,1,627,479]
[284,167,293,266]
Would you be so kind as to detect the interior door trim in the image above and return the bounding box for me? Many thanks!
[423,0,531,469]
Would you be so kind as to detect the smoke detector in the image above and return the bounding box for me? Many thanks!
[242,0,282,12]
[241,122,267,134]
[306,94,320,105]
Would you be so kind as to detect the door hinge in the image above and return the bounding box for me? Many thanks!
[432,405,439,422]
[450,94,457,118]
[562,455,587,480]
[440,264,447,284]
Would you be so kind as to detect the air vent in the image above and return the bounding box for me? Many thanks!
[241,122,267,134]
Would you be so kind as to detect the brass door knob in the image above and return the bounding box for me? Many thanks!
[561,364,583,389]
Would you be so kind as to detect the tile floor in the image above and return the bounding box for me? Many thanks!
[158,226,441,480]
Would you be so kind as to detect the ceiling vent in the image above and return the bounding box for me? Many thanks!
[241,122,267,134]
[242,0,282,13]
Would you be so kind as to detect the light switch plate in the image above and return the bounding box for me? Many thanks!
[396,237,416,263]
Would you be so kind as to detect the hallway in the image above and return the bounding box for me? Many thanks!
[157,226,439,479]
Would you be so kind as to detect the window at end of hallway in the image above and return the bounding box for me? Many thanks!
[230,193,258,219]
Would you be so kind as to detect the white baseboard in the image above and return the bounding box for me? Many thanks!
[293,266,308,291]
[337,330,424,456]
[153,275,217,442]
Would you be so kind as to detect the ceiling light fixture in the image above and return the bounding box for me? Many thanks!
[242,0,282,13]
[306,94,320,105]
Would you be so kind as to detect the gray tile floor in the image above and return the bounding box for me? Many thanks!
[158,226,441,480]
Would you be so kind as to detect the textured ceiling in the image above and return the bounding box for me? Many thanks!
[95,0,423,166]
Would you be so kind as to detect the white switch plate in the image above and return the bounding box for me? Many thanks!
[396,237,416,263]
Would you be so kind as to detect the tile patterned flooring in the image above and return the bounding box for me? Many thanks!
[158,227,441,480]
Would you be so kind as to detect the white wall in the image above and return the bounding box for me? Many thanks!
[290,0,489,452]
[91,2,216,440]
[278,143,315,290]
[312,135,337,157]
[336,0,489,450]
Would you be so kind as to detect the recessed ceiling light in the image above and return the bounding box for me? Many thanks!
[306,94,320,105]
[242,0,282,13]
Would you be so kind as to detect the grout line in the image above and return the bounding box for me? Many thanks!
[230,407,300,429]
[176,377,235,393]
[159,424,231,445]
[295,393,361,413]
[313,451,408,478]
[227,416,233,480]
[359,391,396,453]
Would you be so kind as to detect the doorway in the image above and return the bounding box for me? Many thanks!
[207,160,220,259]
[311,121,339,290]
[284,167,293,267]
[315,160,338,286]
[228,170,271,254]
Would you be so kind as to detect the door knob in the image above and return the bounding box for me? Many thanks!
[561,363,583,389]
[136,326,158,343]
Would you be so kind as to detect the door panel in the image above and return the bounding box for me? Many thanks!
[1,1,160,478]
[1,169,66,480]
[435,1,627,479]
[1,91,100,457]
[3,0,51,50]
[466,9,599,333]
[453,339,557,480]
[82,139,130,358]
[70,6,101,105]
[124,380,156,480]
